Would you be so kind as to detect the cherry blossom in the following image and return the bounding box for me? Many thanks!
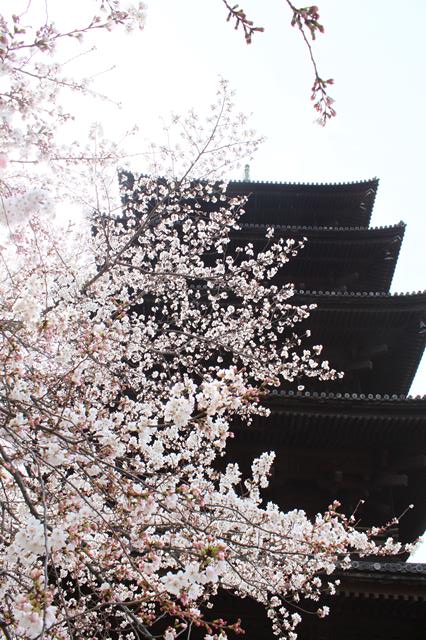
[0,4,406,640]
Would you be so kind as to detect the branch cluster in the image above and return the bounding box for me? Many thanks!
[222,1,264,44]
[0,4,408,640]
[221,1,336,125]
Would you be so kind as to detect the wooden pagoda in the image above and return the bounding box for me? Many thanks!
[223,178,426,639]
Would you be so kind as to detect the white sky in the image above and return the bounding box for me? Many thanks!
[12,0,426,557]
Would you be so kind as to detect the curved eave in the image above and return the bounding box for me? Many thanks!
[295,290,426,302]
[230,399,426,544]
[233,223,405,293]
[266,390,426,410]
[335,561,426,601]
[293,291,426,396]
[227,178,379,228]
[241,397,426,447]
[237,221,406,237]
[349,561,426,577]
[229,177,379,188]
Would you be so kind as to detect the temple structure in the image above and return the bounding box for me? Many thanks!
[123,172,425,638]
[223,178,426,639]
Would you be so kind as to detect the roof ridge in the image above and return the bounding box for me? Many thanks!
[238,222,405,232]
[228,177,379,188]
[268,390,426,401]
[296,289,426,297]
[349,560,426,574]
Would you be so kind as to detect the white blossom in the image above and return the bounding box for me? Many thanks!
[0,8,404,638]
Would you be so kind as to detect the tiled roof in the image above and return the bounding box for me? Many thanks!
[350,561,426,575]
[229,177,379,188]
[227,178,379,228]
[268,390,426,402]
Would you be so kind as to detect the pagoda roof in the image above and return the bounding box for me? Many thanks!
[298,562,426,640]
[349,560,426,578]
[229,393,426,543]
[293,290,426,395]
[295,289,425,299]
[233,222,405,293]
[210,563,426,640]
[256,392,426,447]
[227,178,379,228]
[187,287,425,395]
[230,394,426,542]
[333,561,426,602]
[268,389,426,401]
[238,221,405,234]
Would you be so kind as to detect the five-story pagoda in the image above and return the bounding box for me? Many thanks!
[221,177,426,640]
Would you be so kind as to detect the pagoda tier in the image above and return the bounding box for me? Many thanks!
[186,288,425,396]
[289,561,426,640]
[209,561,426,640]
[227,178,379,227]
[232,222,405,293]
[226,393,426,544]
[293,291,426,395]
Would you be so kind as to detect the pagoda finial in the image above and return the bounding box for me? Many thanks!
[244,164,250,182]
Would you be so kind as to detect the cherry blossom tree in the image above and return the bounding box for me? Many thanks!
[0,3,409,640]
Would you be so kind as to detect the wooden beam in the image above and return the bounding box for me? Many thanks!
[395,455,426,471]
[373,473,408,487]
